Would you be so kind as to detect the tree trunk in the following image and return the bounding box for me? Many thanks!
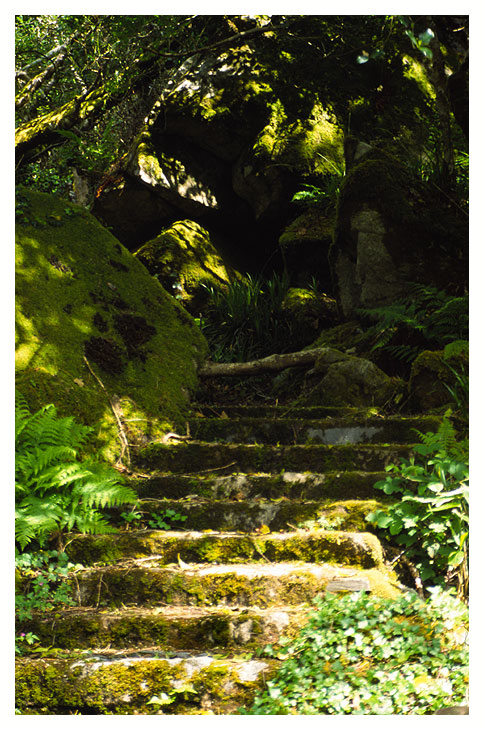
[426,18,455,188]
[198,348,326,377]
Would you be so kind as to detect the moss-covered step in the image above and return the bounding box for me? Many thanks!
[187,415,440,445]
[193,405,373,419]
[133,470,388,501]
[66,528,384,568]
[17,604,309,652]
[15,650,278,715]
[135,441,411,474]
[112,497,391,533]
[71,561,401,609]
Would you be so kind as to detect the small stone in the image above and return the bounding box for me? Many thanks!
[325,578,371,593]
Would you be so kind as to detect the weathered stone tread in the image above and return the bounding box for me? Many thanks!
[71,560,401,609]
[66,527,385,568]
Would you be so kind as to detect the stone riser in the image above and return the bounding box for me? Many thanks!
[17,604,309,652]
[133,470,388,501]
[188,416,439,445]
[194,405,370,419]
[15,652,278,715]
[70,562,400,609]
[111,497,390,533]
[66,528,384,569]
[136,442,411,474]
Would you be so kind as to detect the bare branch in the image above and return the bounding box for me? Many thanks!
[199,348,326,377]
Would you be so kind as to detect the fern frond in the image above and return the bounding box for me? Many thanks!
[15,498,64,549]
[15,391,134,549]
[70,511,119,535]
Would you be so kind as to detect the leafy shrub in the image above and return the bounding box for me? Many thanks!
[199,273,293,362]
[357,283,468,365]
[366,410,468,597]
[15,549,81,653]
[242,588,468,715]
[15,391,137,550]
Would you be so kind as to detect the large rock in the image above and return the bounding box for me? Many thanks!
[302,348,396,407]
[134,220,239,313]
[15,188,208,462]
[281,288,338,350]
[278,208,334,290]
[409,347,468,411]
[92,20,345,273]
[330,138,468,318]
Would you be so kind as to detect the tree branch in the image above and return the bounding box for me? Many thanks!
[198,348,326,377]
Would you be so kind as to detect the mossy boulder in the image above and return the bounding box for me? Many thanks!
[135,220,239,312]
[15,187,208,462]
[409,347,468,411]
[280,288,338,349]
[92,23,345,272]
[279,208,334,289]
[302,348,397,408]
[331,139,468,318]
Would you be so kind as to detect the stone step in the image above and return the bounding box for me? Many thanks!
[187,415,438,445]
[135,441,411,474]
[17,604,309,652]
[66,528,385,569]
[194,405,372,419]
[132,470,388,501]
[69,560,400,609]
[113,497,390,533]
[15,650,278,715]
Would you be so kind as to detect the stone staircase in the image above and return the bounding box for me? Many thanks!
[15,400,440,715]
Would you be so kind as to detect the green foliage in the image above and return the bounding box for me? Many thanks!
[120,507,187,530]
[292,155,345,214]
[15,391,137,550]
[357,283,468,364]
[367,410,468,596]
[147,509,187,530]
[15,549,80,653]
[15,15,202,193]
[199,273,293,362]
[242,588,468,715]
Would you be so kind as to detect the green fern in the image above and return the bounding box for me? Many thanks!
[412,408,467,462]
[357,284,468,364]
[15,392,137,550]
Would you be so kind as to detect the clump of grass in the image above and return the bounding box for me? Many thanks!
[199,273,293,362]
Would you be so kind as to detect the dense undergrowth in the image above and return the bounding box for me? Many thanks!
[15,391,136,654]
[198,273,295,362]
[242,589,468,715]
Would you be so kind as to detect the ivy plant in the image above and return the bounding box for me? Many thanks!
[366,409,468,596]
[15,549,81,654]
[242,588,468,715]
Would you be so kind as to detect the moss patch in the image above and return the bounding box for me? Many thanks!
[135,219,238,311]
[66,528,384,569]
[15,653,276,714]
[409,349,468,411]
[15,187,208,462]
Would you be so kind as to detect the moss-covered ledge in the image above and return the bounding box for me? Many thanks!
[65,528,384,568]
[15,652,278,714]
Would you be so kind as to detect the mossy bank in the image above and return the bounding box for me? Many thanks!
[15,187,208,462]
